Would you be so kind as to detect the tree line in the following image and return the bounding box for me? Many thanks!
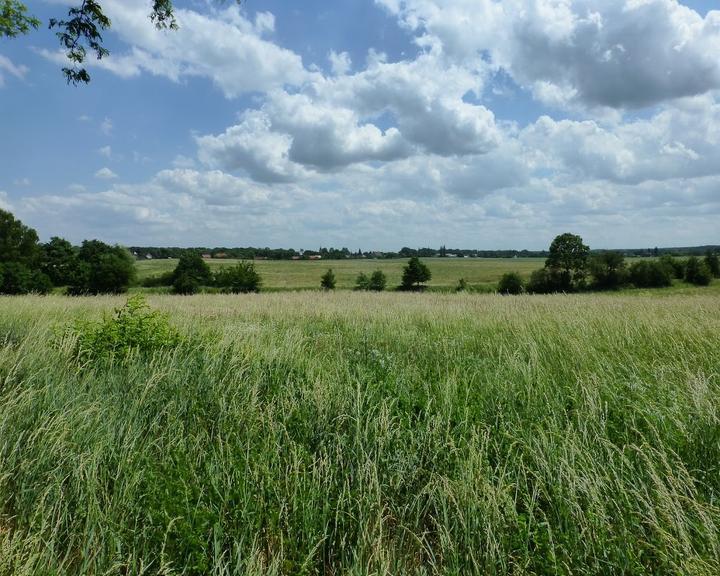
[497,233,720,295]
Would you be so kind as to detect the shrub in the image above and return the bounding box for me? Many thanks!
[629,260,672,288]
[589,252,627,290]
[214,261,262,293]
[498,272,524,294]
[368,270,387,292]
[320,268,336,290]
[456,277,468,292]
[545,233,590,291]
[685,256,712,286]
[526,268,566,294]
[355,273,370,291]
[658,254,686,279]
[68,295,182,363]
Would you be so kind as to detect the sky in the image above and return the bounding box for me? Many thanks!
[1,0,719,250]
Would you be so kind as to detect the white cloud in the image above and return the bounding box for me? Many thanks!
[0,54,28,87]
[379,0,720,110]
[98,146,112,158]
[95,167,119,180]
[13,178,31,187]
[40,0,314,98]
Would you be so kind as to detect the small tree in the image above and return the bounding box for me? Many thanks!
[400,257,431,291]
[704,251,720,278]
[498,272,524,294]
[320,268,336,290]
[172,251,211,290]
[214,261,262,293]
[659,254,686,279]
[173,272,199,295]
[685,256,712,286]
[368,270,387,291]
[456,277,468,292]
[545,233,590,291]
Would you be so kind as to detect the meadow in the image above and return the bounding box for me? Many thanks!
[1,290,719,575]
[135,257,545,291]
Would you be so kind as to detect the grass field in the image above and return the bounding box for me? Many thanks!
[135,257,545,291]
[1,291,719,574]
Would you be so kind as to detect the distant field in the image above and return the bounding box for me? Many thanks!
[1,291,719,574]
[136,257,546,290]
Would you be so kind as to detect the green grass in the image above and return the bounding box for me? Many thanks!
[135,257,545,290]
[1,291,719,574]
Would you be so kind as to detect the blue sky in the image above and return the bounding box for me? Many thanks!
[1,0,719,250]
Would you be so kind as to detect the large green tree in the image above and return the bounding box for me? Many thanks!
[68,239,136,294]
[545,233,590,291]
[1,0,239,84]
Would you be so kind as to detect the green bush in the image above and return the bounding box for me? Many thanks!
[684,256,712,286]
[368,270,387,291]
[705,251,720,278]
[629,260,672,288]
[68,295,182,363]
[400,257,431,291]
[320,268,336,290]
[173,272,200,295]
[214,261,262,293]
[498,272,524,294]
[589,252,627,290]
[659,254,686,279]
[68,240,136,295]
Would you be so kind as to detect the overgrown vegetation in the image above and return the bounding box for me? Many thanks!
[0,292,719,574]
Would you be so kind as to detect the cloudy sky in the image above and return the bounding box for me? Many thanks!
[1,0,719,250]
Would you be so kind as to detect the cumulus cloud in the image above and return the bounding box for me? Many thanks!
[379,0,720,110]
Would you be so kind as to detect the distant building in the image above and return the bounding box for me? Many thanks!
[202,254,212,259]
[214,252,228,259]
[291,256,301,260]
[308,255,322,260]
[145,254,153,259]
[254,256,269,260]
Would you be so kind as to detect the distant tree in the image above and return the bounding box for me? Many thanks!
[704,251,720,278]
[628,260,672,288]
[498,272,524,294]
[41,236,80,285]
[68,240,136,294]
[355,273,370,291]
[320,268,336,290]
[0,208,51,293]
[214,261,262,293]
[400,257,431,291]
[172,251,211,292]
[173,272,200,295]
[456,277,468,292]
[589,251,627,290]
[685,256,712,286]
[526,268,564,294]
[545,233,590,291]
[368,270,387,291]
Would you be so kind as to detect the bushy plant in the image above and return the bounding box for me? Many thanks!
[0,261,52,294]
[684,256,712,286]
[659,254,686,279]
[589,251,627,290]
[214,261,262,293]
[368,270,387,291]
[456,277,468,292]
[526,268,565,294]
[355,273,370,291]
[629,260,672,288]
[68,295,182,363]
[498,272,524,294]
[172,252,211,293]
[320,268,336,290]
[68,240,136,295]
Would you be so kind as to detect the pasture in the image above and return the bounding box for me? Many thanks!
[1,291,719,574]
[136,257,545,291]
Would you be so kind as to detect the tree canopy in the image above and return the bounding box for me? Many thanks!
[1,1,238,84]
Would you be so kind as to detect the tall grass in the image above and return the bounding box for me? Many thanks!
[0,292,719,574]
